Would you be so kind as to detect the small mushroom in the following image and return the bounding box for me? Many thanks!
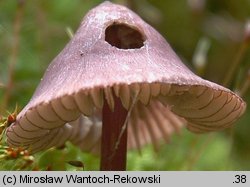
[6,1,246,170]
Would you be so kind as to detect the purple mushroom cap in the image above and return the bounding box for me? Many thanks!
[6,1,246,153]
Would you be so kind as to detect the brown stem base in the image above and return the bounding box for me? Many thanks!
[100,94,128,171]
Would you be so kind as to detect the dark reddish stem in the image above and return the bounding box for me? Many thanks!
[100,94,128,171]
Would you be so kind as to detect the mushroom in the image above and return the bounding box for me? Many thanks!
[6,1,246,170]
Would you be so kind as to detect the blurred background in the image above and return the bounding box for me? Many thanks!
[0,0,249,170]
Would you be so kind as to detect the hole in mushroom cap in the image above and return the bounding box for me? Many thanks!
[105,23,145,49]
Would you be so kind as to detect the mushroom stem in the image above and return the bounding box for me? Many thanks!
[100,93,128,171]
